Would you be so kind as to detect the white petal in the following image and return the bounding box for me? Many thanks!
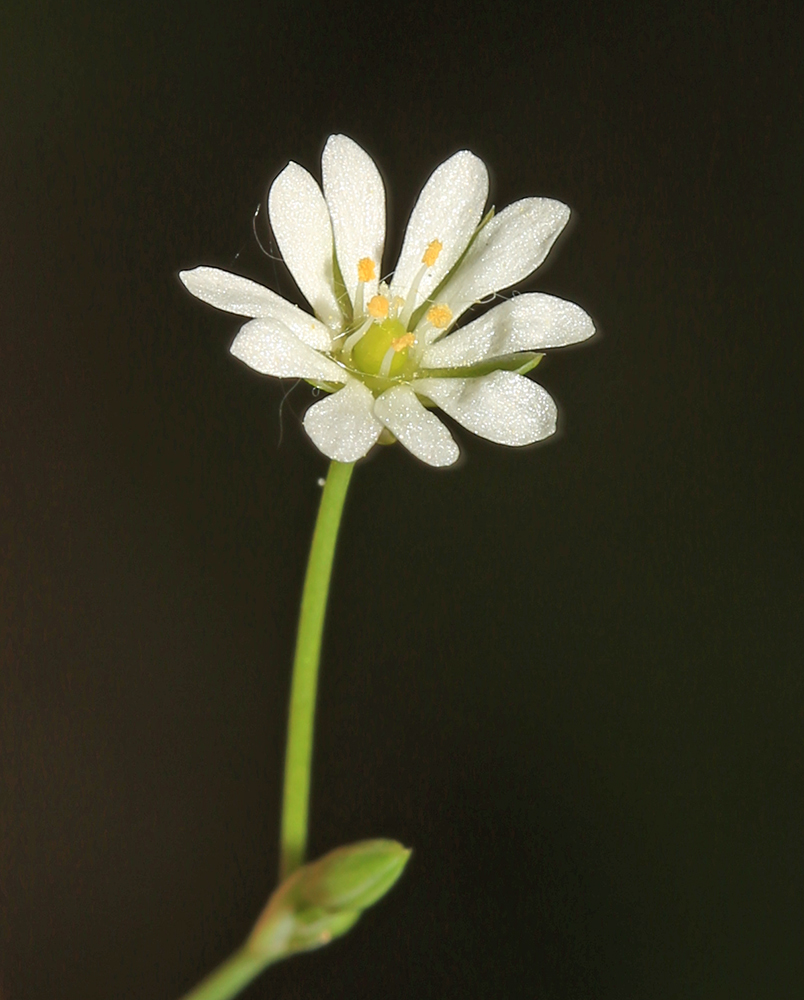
[373,385,459,467]
[439,198,571,323]
[390,150,488,308]
[268,162,341,328]
[303,378,383,462]
[414,371,557,446]
[179,267,333,350]
[230,319,346,382]
[421,293,594,369]
[322,135,386,307]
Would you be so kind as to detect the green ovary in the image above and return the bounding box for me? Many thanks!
[352,319,410,377]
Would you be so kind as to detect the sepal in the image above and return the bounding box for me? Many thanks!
[417,351,544,380]
[247,839,411,960]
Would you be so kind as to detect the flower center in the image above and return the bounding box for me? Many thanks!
[352,317,413,377]
[339,239,450,384]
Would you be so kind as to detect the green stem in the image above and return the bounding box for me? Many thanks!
[178,460,355,1000]
[177,948,267,1000]
[279,460,355,880]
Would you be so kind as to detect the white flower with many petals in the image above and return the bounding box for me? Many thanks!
[180,135,594,467]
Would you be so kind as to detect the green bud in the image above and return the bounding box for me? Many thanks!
[247,839,411,961]
[295,838,411,911]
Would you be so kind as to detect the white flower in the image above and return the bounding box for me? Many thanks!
[180,135,594,467]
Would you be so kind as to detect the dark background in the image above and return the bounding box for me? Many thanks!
[2,1,802,998]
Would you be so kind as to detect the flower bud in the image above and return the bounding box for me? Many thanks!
[248,839,411,960]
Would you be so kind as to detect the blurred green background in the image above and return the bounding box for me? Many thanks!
[2,1,801,997]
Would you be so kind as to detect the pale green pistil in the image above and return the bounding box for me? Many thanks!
[351,318,413,378]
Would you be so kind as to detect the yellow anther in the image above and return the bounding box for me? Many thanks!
[367,295,389,319]
[391,333,415,353]
[426,304,453,329]
[357,257,376,282]
[422,239,443,267]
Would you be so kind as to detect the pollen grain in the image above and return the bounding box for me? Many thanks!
[357,257,376,282]
[391,333,416,353]
[422,239,443,267]
[426,304,452,329]
[367,295,389,319]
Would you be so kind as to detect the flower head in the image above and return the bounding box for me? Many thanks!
[180,135,594,466]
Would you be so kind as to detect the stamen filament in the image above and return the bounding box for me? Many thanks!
[378,346,396,378]
[342,317,373,355]
[399,263,428,329]
[354,281,365,319]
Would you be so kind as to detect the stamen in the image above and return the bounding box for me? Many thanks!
[398,264,427,328]
[391,333,415,352]
[367,295,389,319]
[354,258,377,318]
[399,241,444,329]
[422,239,443,267]
[380,332,415,376]
[342,317,373,355]
[379,346,396,377]
[357,258,376,282]
[426,304,453,329]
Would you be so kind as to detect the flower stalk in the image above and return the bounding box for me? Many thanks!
[280,459,355,880]
[177,949,267,1000]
